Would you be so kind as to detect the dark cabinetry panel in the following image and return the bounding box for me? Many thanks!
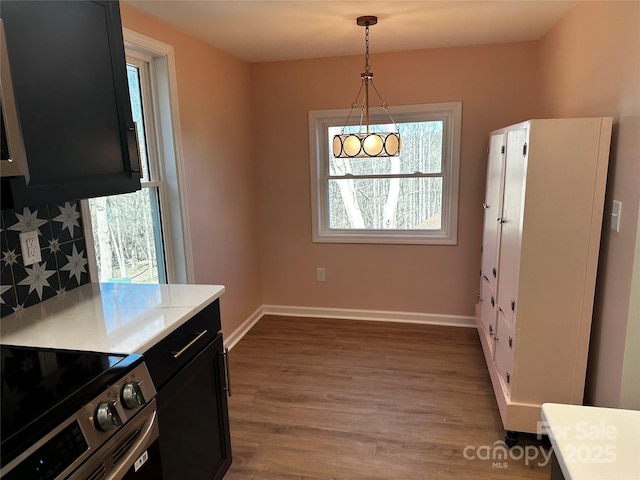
[145,300,232,480]
[156,334,231,480]
[144,301,221,390]
[1,1,140,208]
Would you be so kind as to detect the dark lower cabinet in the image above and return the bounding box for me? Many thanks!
[157,335,231,479]
[145,300,232,480]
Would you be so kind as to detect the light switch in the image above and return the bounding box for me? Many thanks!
[611,200,622,233]
[19,230,42,266]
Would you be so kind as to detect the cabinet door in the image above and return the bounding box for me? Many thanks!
[494,311,514,396]
[0,1,141,208]
[157,334,232,480]
[481,133,506,289]
[496,127,528,326]
[479,277,497,355]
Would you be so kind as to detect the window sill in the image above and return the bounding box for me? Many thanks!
[312,230,458,245]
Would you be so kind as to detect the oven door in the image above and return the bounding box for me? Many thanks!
[121,438,163,480]
[67,399,162,480]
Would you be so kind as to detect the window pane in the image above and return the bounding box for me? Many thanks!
[328,121,443,175]
[328,177,442,230]
[126,64,150,181]
[88,188,166,283]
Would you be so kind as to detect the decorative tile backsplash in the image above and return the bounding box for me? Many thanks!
[1,201,90,318]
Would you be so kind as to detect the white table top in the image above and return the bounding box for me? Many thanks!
[541,403,640,480]
[0,283,225,354]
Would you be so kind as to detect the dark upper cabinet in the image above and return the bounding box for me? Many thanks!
[0,0,141,209]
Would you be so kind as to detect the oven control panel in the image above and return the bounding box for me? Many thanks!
[1,420,88,480]
[83,363,157,434]
[94,379,150,430]
[0,362,157,480]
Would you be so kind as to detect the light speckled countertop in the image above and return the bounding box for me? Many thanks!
[0,283,225,354]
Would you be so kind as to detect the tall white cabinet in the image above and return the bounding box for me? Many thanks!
[476,118,612,435]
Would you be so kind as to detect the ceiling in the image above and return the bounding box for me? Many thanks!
[123,0,577,63]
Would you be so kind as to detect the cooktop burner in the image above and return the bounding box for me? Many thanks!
[0,344,142,468]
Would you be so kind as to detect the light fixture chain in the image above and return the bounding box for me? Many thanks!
[332,16,401,158]
[364,24,370,72]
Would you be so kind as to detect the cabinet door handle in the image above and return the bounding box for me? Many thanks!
[171,330,208,359]
[128,123,143,178]
[482,203,489,209]
[222,347,232,397]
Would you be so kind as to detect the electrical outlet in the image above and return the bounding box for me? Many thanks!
[19,230,42,266]
[316,267,326,282]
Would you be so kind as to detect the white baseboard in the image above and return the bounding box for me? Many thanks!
[226,304,475,350]
[263,305,475,327]
[224,305,264,351]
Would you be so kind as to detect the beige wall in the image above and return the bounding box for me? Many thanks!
[253,42,540,315]
[120,5,262,338]
[121,1,638,408]
[538,0,640,407]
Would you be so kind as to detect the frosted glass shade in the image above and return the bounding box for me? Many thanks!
[332,132,401,158]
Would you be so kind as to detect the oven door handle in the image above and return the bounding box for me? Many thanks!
[107,409,159,480]
[68,401,160,480]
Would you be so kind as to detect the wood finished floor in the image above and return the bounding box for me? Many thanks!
[224,316,550,479]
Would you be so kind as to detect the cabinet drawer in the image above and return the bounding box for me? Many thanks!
[494,311,514,396]
[479,277,497,354]
[144,300,221,389]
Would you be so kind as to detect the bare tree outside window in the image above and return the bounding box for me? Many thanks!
[328,121,443,230]
[88,60,166,283]
[309,102,461,244]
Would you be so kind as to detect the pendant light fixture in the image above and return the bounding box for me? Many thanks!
[332,16,401,159]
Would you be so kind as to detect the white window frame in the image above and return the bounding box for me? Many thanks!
[82,29,193,283]
[308,102,462,245]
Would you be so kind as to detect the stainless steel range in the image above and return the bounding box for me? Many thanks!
[0,344,161,479]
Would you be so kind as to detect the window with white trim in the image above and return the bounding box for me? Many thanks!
[309,102,462,244]
[82,32,191,284]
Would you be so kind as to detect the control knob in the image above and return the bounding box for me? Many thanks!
[121,381,146,409]
[95,401,123,431]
